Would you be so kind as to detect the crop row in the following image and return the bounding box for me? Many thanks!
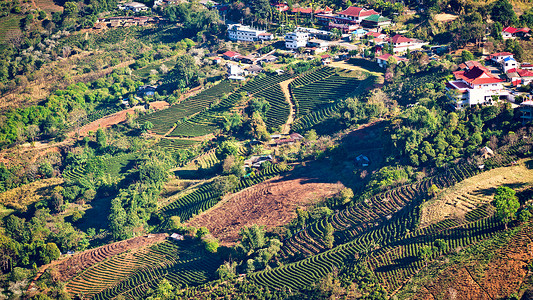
[290,75,361,118]
[156,138,200,151]
[253,84,290,130]
[137,80,238,135]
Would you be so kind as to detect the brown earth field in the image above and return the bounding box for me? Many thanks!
[406,223,533,299]
[187,160,345,246]
[74,101,168,137]
[32,233,168,286]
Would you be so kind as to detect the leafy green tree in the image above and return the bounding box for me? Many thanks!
[491,0,517,26]
[239,225,266,254]
[95,128,106,150]
[170,55,199,88]
[418,245,433,267]
[461,50,474,63]
[323,223,334,249]
[519,209,531,223]
[216,261,237,279]
[338,188,354,205]
[494,186,520,229]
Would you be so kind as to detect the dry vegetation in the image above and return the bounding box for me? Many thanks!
[420,159,533,229]
[0,177,64,210]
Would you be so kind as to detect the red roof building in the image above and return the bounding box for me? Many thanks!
[337,6,379,23]
[222,51,242,60]
[447,66,508,109]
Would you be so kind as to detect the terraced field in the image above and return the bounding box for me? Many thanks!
[137,80,238,135]
[253,84,291,130]
[156,138,200,151]
[67,239,222,299]
[289,67,375,131]
[248,142,532,293]
[62,152,137,181]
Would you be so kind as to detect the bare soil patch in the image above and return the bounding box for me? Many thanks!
[420,160,533,229]
[74,101,168,137]
[279,78,296,135]
[187,161,344,246]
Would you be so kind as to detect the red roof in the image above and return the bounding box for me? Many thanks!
[360,9,378,17]
[366,31,383,38]
[503,26,530,34]
[223,51,240,58]
[522,63,533,68]
[453,66,503,85]
[391,34,412,44]
[488,52,513,60]
[338,6,365,17]
[518,69,533,77]
[503,26,518,33]
[376,53,408,62]
[321,54,331,59]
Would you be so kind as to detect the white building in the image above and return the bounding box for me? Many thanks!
[446,66,508,109]
[285,31,309,49]
[390,34,428,54]
[227,24,268,42]
[502,57,518,73]
[487,52,514,65]
[119,2,149,12]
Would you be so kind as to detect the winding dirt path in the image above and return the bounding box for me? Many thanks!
[279,78,296,135]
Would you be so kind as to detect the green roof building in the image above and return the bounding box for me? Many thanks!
[361,14,392,28]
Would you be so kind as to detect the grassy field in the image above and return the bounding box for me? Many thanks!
[420,159,533,228]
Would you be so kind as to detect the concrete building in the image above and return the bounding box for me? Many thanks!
[390,34,428,54]
[446,66,507,109]
[119,2,149,12]
[227,24,267,42]
[285,31,309,49]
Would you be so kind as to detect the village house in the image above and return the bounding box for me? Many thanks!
[522,63,533,70]
[246,64,264,75]
[244,155,273,168]
[119,2,149,12]
[389,34,427,54]
[487,52,514,65]
[351,28,368,40]
[170,233,184,241]
[520,100,533,124]
[501,56,519,73]
[360,14,392,29]
[137,85,157,97]
[355,154,370,167]
[222,51,242,61]
[376,53,408,68]
[227,24,268,42]
[502,26,530,39]
[507,68,533,86]
[227,64,246,80]
[446,65,507,109]
[328,22,359,33]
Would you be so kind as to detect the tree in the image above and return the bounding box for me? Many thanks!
[26,125,40,142]
[418,245,433,267]
[338,188,354,205]
[491,0,517,26]
[170,55,199,88]
[323,223,334,249]
[95,128,106,150]
[141,121,153,133]
[239,225,266,254]
[330,28,342,40]
[494,186,520,229]
[461,50,474,63]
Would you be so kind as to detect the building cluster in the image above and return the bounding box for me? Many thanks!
[446,52,533,109]
[118,2,149,12]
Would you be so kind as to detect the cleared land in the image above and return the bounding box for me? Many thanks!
[187,161,344,246]
[420,159,533,228]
